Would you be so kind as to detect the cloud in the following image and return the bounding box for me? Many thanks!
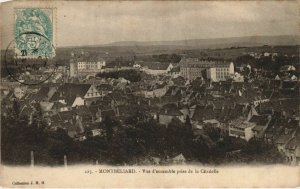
[1,1,298,48]
[56,1,298,46]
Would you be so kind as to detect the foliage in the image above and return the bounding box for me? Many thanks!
[96,69,141,82]
[1,102,286,166]
[152,54,181,63]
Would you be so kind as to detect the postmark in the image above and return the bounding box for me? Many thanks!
[4,8,57,85]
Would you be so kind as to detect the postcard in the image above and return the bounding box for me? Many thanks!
[0,0,299,188]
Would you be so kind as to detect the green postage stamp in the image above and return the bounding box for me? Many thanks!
[14,8,55,58]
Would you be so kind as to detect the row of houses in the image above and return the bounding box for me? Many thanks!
[68,55,238,82]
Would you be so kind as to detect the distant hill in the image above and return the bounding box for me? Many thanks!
[102,35,300,49]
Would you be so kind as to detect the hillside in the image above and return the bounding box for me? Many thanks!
[102,35,300,49]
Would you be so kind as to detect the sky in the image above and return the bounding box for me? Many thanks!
[1,1,299,47]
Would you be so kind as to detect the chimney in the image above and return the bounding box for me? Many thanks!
[165,109,168,114]
[148,99,151,106]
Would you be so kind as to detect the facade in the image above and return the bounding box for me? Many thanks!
[207,62,234,82]
[77,60,106,71]
[139,86,168,98]
[70,58,106,77]
[134,61,173,75]
[229,118,256,141]
[179,58,234,81]
[50,83,102,109]
[158,103,185,125]
[280,65,296,72]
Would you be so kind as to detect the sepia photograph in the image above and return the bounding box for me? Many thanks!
[0,0,299,188]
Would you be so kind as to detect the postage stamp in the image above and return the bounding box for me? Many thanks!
[4,8,57,85]
[14,8,54,58]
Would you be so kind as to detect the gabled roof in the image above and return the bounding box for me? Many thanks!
[159,103,183,116]
[71,106,92,116]
[259,99,300,118]
[180,58,231,68]
[191,105,216,121]
[58,111,74,121]
[50,83,92,106]
[97,84,113,91]
[172,76,186,86]
[52,101,67,110]
[31,86,57,102]
[275,133,293,145]
[284,127,300,154]
[281,81,297,89]
[170,66,180,73]
[249,115,270,126]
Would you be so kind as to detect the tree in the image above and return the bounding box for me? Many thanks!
[203,125,221,142]
[235,55,257,68]
[241,138,285,164]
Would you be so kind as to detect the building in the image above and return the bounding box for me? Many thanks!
[280,65,296,72]
[232,72,244,82]
[179,58,234,81]
[69,55,106,77]
[50,83,102,109]
[158,103,184,125]
[284,127,300,166]
[134,61,173,75]
[77,60,106,71]
[249,115,272,138]
[207,63,234,82]
[229,117,256,141]
[169,66,181,78]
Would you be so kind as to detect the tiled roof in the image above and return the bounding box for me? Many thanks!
[180,58,231,68]
[249,115,270,126]
[71,106,92,116]
[259,99,300,118]
[191,105,216,121]
[30,87,50,102]
[170,66,180,72]
[284,127,300,155]
[275,133,293,145]
[58,111,74,121]
[159,103,183,116]
[228,104,246,120]
[97,84,113,91]
[50,83,92,106]
[52,101,67,110]
[281,81,297,89]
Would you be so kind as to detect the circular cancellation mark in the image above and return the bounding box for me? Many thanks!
[4,31,57,85]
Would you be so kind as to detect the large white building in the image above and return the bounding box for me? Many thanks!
[207,62,234,82]
[77,60,106,71]
[70,58,106,77]
[134,61,174,75]
[179,58,234,81]
[229,118,256,141]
